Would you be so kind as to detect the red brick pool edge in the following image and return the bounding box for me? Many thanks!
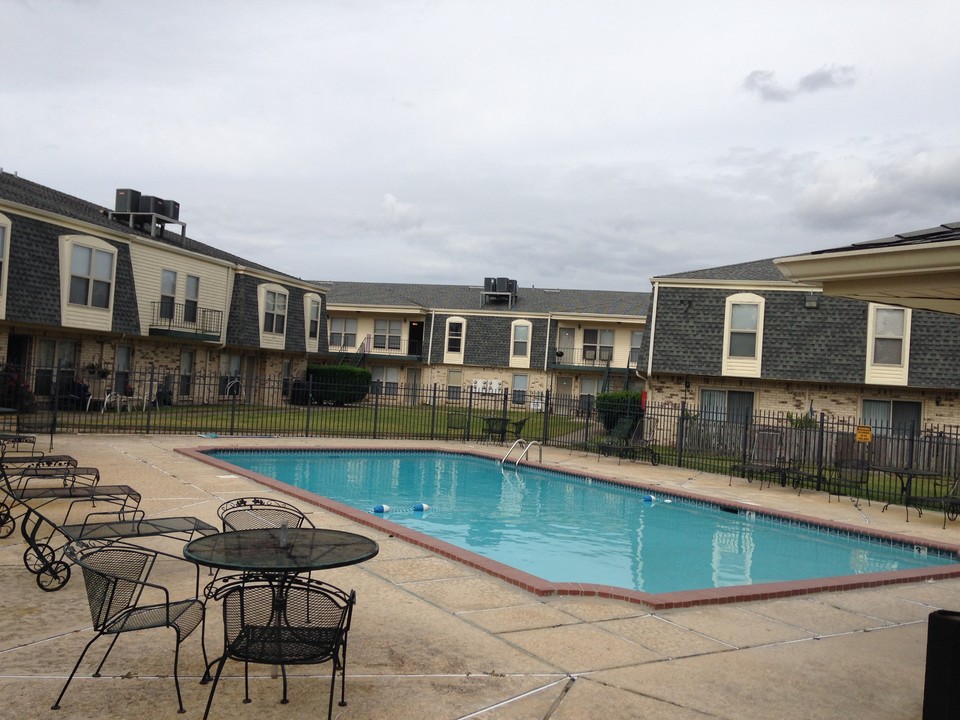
[178,445,960,610]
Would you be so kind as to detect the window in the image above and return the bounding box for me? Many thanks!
[308,300,321,339]
[179,349,195,397]
[862,399,921,434]
[159,270,176,319]
[447,321,463,352]
[371,366,399,396]
[185,275,199,324]
[512,374,528,405]
[34,339,76,397]
[113,345,132,395]
[866,304,911,385]
[329,318,356,348]
[722,293,764,378]
[629,331,643,365]
[263,290,287,334]
[700,389,755,424]
[374,319,402,350]
[447,369,463,401]
[512,323,529,357]
[582,328,614,362]
[447,322,463,353]
[729,303,758,357]
[69,244,114,308]
[873,307,905,365]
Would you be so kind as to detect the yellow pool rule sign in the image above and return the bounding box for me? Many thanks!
[855,425,873,443]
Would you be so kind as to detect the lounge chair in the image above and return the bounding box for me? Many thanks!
[599,416,660,465]
[729,428,784,488]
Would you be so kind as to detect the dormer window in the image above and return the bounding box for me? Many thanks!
[69,244,114,309]
[263,289,287,334]
[722,293,764,378]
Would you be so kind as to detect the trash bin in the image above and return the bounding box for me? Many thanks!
[923,609,960,720]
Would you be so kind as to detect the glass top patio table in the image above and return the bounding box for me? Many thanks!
[183,527,379,573]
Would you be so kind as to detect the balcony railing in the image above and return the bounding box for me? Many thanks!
[327,334,424,359]
[149,301,223,340]
[551,345,636,369]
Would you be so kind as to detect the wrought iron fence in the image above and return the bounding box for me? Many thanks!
[3,363,959,511]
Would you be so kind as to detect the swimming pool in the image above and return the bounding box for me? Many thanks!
[195,448,960,604]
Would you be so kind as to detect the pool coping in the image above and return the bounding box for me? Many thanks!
[178,445,960,610]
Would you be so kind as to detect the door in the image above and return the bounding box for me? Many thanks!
[408,321,424,357]
[557,328,575,361]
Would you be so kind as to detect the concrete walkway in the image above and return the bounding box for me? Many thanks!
[2,434,958,719]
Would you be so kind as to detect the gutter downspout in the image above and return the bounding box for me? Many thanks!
[426,310,435,365]
[543,315,552,371]
[642,281,659,382]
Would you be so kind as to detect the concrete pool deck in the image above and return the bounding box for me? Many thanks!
[3,433,959,719]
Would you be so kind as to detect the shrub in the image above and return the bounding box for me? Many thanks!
[594,390,644,432]
[0,363,37,413]
[306,364,372,406]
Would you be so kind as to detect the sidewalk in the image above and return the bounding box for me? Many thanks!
[2,434,958,719]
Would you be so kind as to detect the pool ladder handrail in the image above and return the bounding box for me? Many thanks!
[501,438,542,467]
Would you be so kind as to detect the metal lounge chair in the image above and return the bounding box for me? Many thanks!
[597,416,634,458]
[729,428,784,488]
[52,541,207,714]
[201,575,355,720]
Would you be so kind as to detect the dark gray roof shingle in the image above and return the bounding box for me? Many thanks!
[323,281,650,317]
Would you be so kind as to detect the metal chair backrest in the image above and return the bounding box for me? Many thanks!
[750,429,783,466]
[65,543,154,630]
[216,576,354,665]
[218,496,314,531]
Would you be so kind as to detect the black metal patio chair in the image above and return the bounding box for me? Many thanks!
[52,541,207,714]
[201,575,356,720]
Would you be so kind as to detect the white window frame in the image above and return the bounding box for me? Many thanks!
[60,235,117,328]
[444,317,466,364]
[447,368,463,401]
[68,242,115,309]
[160,269,177,320]
[511,373,528,405]
[184,274,200,324]
[304,293,322,352]
[510,319,532,368]
[374,318,402,351]
[582,328,614,362]
[722,293,764,378]
[865,303,911,386]
[329,317,357,349]
[263,289,287,335]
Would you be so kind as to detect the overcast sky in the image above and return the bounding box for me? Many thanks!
[3,1,959,291]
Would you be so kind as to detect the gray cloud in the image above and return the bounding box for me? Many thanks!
[744,65,856,102]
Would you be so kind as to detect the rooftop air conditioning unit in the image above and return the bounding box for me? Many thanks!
[162,199,180,220]
[115,188,140,213]
[139,195,164,214]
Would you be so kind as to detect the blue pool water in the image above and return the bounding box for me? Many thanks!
[208,450,957,595]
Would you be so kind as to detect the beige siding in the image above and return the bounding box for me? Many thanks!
[129,242,231,341]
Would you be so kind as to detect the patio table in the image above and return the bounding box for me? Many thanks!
[873,464,943,521]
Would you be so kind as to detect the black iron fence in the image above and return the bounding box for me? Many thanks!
[3,364,959,510]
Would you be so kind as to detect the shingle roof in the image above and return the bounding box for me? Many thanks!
[655,257,789,283]
[0,171,294,279]
[324,281,650,317]
[827,222,960,253]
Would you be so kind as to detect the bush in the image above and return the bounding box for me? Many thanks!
[306,364,372,406]
[0,363,37,413]
[594,390,644,432]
